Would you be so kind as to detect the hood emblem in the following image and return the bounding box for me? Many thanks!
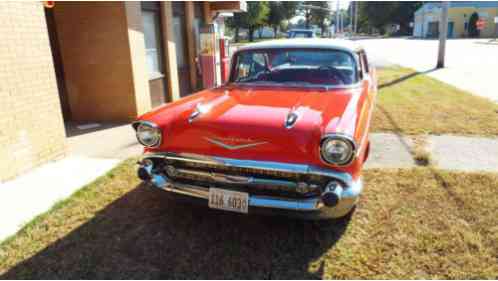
[285,111,300,129]
[189,103,211,123]
[204,137,267,150]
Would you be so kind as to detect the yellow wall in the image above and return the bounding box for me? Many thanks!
[0,2,67,182]
[448,7,498,38]
[53,2,151,122]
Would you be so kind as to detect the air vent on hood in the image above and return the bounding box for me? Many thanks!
[285,111,300,129]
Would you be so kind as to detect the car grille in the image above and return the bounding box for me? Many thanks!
[148,156,331,199]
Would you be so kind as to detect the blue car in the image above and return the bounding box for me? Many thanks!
[287,29,316,38]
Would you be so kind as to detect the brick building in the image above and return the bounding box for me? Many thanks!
[0,1,245,182]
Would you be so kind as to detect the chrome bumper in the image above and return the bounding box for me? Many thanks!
[139,153,363,219]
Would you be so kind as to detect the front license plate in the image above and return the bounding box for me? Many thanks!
[208,188,249,214]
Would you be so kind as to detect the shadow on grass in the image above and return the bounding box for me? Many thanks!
[378,68,436,90]
[1,184,351,279]
[376,70,464,206]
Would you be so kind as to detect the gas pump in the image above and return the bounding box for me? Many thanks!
[219,37,230,84]
[199,25,217,89]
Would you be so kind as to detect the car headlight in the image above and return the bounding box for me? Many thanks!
[134,121,162,147]
[320,134,356,166]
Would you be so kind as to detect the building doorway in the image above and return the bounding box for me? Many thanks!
[44,8,71,124]
[428,21,439,38]
[142,2,168,108]
[447,22,454,38]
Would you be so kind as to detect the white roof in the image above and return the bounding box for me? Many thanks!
[237,38,364,53]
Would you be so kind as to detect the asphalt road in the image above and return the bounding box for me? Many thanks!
[358,38,498,103]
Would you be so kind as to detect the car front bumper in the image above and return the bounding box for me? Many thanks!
[138,153,363,220]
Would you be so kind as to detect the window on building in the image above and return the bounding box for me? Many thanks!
[142,3,164,79]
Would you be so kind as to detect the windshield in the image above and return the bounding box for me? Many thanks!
[231,49,358,87]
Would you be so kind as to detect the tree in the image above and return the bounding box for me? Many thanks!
[297,2,331,32]
[267,2,285,38]
[468,12,479,37]
[310,1,331,35]
[226,2,269,42]
[357,2,422,35]
[267,2,299,38]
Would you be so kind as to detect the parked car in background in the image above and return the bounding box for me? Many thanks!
[134,39,377,220]
[287,29,316,38]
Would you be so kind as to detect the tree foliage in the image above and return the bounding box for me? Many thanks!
[267,1,298,37]
[297,1,330,30]
[468,12,479,37]
[226,2,269,42]
[357,1,422,34]
[309,1,331,34]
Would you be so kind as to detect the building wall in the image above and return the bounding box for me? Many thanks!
[0,2,66,182]
[414,3,498,38]
[53,2,151,122]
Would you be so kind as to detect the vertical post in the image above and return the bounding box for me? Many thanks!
[437,1,449,69]
[336,1,340,35]
[160,2,181,101]
[354,1,358,34]
[495,12,498,41]
[350,2,353,34]
[184,2,198,91]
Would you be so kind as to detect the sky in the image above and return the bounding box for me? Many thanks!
[289,0,352,25]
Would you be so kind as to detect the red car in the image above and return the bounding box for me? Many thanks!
[133,39,377,220]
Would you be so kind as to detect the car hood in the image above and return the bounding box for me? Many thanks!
[141,85,360,166]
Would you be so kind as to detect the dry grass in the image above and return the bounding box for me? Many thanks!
[373,67,498,136]
[411,135,432,166]
[0,160,497,279]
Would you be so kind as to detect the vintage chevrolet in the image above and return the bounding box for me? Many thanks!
[133,39,377,220]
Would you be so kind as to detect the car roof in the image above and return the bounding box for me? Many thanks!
[237,38,364,53]
[288,29,314,32]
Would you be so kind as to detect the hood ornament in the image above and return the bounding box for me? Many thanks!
[284,111,300,129]
[205,137,267,150]
[189,103,211,123]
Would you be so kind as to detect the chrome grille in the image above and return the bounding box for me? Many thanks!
[143,152,351,199]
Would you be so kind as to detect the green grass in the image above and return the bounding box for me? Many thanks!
[1,160,497,279]
[373,67,498,136]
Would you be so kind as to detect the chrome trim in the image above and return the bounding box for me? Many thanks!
[230,82,363,91]
[142,163,362,218]
[141,152,353,186]
[132,121,162,148]
[319,133,357,167]
[284,111,300,129]
[204,137,268,150]
[188,110,201,123]
[169,167,300,189]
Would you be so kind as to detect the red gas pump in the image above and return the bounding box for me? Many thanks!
[219,37,230,84]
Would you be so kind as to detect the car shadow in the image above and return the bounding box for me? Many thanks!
[1,183,351,279]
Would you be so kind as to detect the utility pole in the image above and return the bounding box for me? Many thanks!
[336,0,340,35]
[354,1,358,34]
[437,1,449,68]
[350,2,353,34]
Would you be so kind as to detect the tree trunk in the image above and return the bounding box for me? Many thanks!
[234,27,240,43]
[248,27,254,42]
[273,26,278,38]
[305,12,311,29]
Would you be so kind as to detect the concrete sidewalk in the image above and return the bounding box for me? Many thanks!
[366,133,498,172]
[0,156,119,241]
[0,122,140,242]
